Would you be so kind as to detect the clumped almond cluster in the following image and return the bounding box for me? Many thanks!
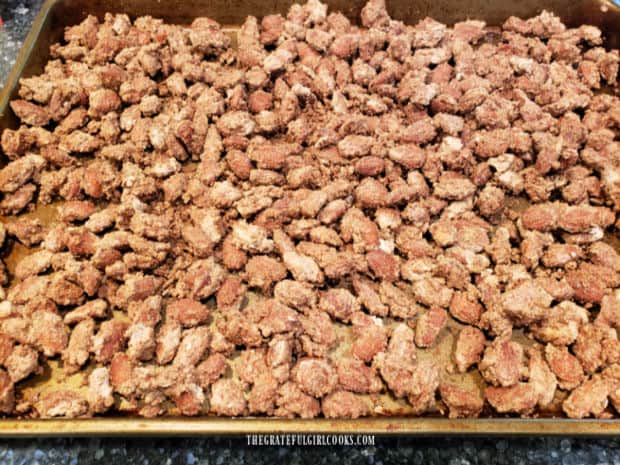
[0,0,619,419]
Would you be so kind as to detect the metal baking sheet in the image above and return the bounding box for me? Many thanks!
[0,0,620,436]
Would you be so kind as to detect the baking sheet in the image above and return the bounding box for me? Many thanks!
[0,0,620,435]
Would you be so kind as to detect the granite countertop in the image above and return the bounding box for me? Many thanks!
[0,436,618,465]
[2,1,620,464]
[0,0,44,84]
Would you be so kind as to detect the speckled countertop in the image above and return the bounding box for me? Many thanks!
[0,0,44,85]
[2,1,620,464]
[0,436,620,465]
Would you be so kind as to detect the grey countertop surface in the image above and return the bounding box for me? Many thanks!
[2,1,620,464]
[0,0,44,85]
[0,436,620,465]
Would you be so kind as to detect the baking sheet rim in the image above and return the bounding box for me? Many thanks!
[1,0,620,436]
[2,417,620,436]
